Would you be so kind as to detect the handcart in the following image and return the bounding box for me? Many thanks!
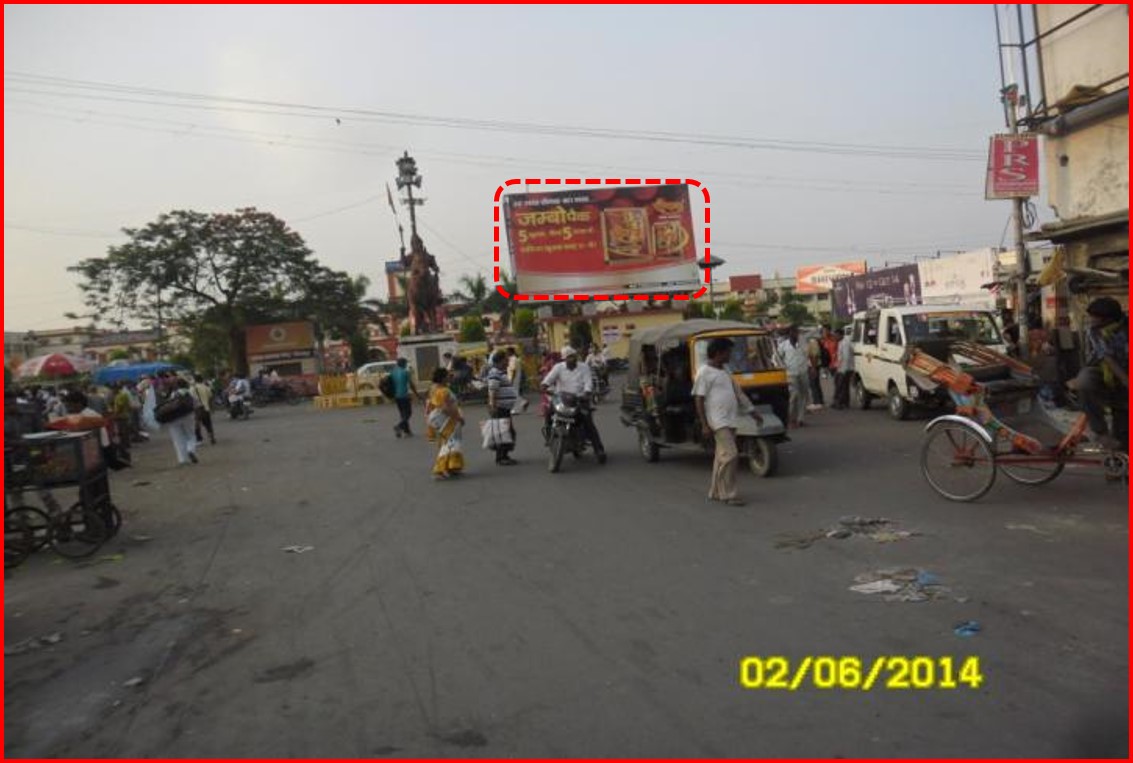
[906,340,1128,502]
[4,430,121,567]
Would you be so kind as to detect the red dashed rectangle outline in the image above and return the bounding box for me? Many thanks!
[493,178,711,302]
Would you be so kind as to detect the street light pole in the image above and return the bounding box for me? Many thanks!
[697,256,726,317]
[1003,85,1030,360]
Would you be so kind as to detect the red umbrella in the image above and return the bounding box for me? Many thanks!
[15,353,95,380]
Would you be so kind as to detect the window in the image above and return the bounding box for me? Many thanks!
[885,317,903,346]
[864,315,880,345]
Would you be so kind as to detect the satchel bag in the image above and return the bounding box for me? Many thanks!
[154,393,195,424]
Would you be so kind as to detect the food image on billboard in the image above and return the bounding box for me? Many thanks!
[603,207,650,260]
[504,184,701,296]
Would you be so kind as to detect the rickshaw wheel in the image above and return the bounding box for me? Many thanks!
[746,438,778,478]
[921,422,996,502]
[638,429,659,463]
[998,457,1064,486]
[51,507,108,559]
[6,505,52,554]
[5,506,50,567]
[73,500,122,538]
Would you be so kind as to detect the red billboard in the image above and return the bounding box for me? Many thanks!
[985,134,1040,199]
[503,184,701,296]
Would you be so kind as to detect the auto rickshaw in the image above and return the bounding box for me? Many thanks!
[619,319,789,476]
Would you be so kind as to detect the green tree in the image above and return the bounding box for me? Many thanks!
[720,299,745,322]
[449,274,490,315]
[108,348,131,361]
[70,208,323,375]
[513,308,538,338]
[780,301,812,327]
[569,320,593,352]
[484,269,519,331]
[459,315,486,342]
[684,301,715,320]
[349,333,370,368]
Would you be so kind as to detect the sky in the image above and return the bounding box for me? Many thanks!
[4,4,1029,331]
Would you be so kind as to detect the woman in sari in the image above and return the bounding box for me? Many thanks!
[425,368,465,479]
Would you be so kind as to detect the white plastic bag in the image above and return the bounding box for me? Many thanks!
[480,418,513,450]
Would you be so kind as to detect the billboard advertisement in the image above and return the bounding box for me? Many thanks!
[246,321,316,361]
[918,248,998,309]
[831,265,921,320]
[985,134,1040,199]
[795,260,867,294]
[503,184,701,296]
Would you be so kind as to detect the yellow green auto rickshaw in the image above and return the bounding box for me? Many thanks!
[619,319,789,476]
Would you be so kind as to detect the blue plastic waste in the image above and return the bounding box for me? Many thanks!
[953,620,982,637]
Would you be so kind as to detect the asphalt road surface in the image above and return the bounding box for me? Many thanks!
[5,381,1128,757]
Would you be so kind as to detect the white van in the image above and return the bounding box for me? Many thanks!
[849,304,1007,419]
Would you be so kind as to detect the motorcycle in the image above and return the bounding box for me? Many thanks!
[590,364,611,405]
[227,394,252,420]
[544,392,607,473]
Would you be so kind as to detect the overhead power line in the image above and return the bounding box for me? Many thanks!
[6,70,985,162]
[6,102,979,200]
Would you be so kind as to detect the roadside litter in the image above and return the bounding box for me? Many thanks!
[849,568,964,603]
[1005,523,1053,536]
[954,620,982,637]
[282,545,315,554]
[122,676,146,688]
[775,517,920,550]
[5,632,64,656]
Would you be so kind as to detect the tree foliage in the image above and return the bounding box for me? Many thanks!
[719,299,746,322]
[569,320,593,352]
[459,315,486,342]
[69,208,357,374]
[513,308,538,338]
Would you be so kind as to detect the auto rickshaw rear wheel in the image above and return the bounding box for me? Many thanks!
[746,438,778,477]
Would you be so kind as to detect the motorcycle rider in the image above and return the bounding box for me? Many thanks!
[226,372,252,418]
[586,344,609,395]
[541,346,607,463]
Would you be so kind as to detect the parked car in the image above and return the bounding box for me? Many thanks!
[849,304,1008,420]
[353,361,399,394]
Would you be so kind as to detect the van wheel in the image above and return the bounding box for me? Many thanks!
[853,376,872,410]
[888,384,910,420]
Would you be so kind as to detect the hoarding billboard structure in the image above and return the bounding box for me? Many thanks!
[918,248,999,309]
[831,265,922,320]
[503,184,702,297]
[794,261,867,294]
[985,134,1040,199]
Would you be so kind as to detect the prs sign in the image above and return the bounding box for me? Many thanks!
[985,134,1040,199]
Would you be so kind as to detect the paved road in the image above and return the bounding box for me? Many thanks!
[5,382,1128,757]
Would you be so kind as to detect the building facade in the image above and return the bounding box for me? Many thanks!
[1027,4,1128,325]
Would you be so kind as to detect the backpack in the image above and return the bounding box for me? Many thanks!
[154,392,195,423]
[379,373,396,399]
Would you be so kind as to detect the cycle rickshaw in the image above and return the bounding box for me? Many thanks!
[907,340,1128,502]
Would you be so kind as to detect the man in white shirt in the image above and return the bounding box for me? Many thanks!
[541,346,606,462]
[833,326,855,409]
[777,326,810,428]
[693,337,763,506]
